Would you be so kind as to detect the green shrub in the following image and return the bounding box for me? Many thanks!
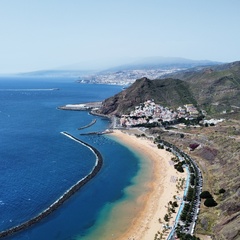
[204,198,218,207]
[164,214,169,222]
[200,191,213,199]
[219,188,226,194]
[173,201,178,207]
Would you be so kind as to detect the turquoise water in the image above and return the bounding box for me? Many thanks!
[0,77,141,240]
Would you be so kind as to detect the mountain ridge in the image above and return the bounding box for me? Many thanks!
[99,61,240,117]
[101,57,221,72]
[100,77,198,116]
[13,57,221,79]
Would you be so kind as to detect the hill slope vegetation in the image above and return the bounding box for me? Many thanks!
[98,61,240,240]
[99,61,240,117]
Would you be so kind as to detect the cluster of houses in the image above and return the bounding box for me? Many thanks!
[120,100,200,127]
[78,69,179,85]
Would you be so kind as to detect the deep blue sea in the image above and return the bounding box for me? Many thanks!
[0,77,140,240]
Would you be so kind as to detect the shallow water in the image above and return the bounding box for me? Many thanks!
[76,135,154,240]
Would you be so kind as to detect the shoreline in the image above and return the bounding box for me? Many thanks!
[110,130,187,240]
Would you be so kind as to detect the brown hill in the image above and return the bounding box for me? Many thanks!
[99,61,240,117]
[162,61,240,115]
[100,77,197,116]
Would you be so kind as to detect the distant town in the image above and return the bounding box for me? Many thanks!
[120,100,200,127]
[77,68,181,85]
[119,100,224,128]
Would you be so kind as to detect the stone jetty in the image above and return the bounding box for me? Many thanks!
[58,102,102,111]
[0,132,103,239]
[78,119,97,130]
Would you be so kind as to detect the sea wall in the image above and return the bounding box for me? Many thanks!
[58,102,102,111]
[78,119,97,130]
[0,132,103,239]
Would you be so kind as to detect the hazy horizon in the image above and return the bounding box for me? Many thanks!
[0,1,240,74]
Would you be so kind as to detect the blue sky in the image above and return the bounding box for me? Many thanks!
[0,0,240,73]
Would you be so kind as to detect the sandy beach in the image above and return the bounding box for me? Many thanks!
[111,129,187,240]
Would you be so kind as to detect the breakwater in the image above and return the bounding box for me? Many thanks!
[0,132,103,239]
[78,119,97,130]
[58,102,102,111]
[80,129,113,136]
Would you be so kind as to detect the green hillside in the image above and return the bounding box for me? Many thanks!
[100,77,197,116]
[100,61,240,118]
[162,61,240,115]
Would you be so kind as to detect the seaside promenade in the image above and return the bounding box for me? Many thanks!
[109,129,202,240]
[108,130,185,240]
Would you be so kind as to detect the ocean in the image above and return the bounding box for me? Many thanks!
[0,77,143,240]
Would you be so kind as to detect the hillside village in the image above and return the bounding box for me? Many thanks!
[120,100,200,127]
[119,100,226,128]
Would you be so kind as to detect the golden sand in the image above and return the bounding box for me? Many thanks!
[111,130,186,240]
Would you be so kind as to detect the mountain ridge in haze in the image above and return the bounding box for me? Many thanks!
[100,56,222,72]
[14,57,222,78]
